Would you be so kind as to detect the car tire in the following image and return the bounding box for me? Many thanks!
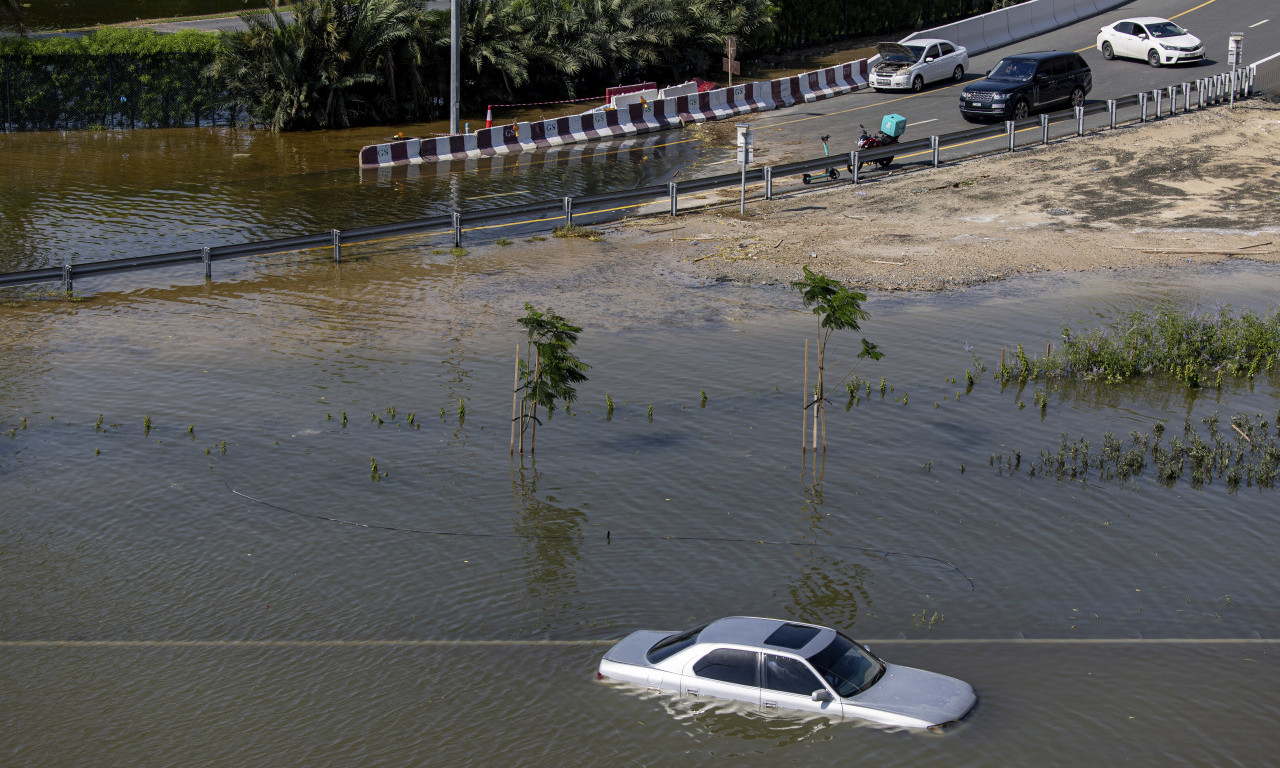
[1148,49,1162,67]
[1101,41,1114,60]
[952,65,964,82]
[911,75,924,93]
[1013,100,1030,120]
[1070,87,1085,108]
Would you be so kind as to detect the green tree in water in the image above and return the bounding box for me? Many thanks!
[792,266,882,451]
[516,303,590,454]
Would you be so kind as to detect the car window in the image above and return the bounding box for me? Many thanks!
[1148,22,1186,38]
[1053,57,1072,76]
[991,59,1035,81]
[807,633,884,698]
[926,44,940,60]
[693,648,759,687]
[1073,54,1088,71]
[647,624,705,664]
[763,654,824,696]
[1114,21,1133,35]
[939,42,955,56]
[1134,24,1149,37]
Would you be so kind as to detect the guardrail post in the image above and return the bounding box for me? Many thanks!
[1229,70,1236,109]
[332,229,341,262]
[452,212,462,246]
[1075,105,1084,136]
[1153,89,1162,118]
[1006,120,1015,152]
[1107,99,1117,129]
[62,262,72,294]
[764,166,773,200]
[931,135,940,167]
[202,247,211,278]
[1040,113,1049,144]
[1139,92,1148,122]
[851,152,860,185]
[563,196,573,228]
[669,182,678,216]
[1197,78,1205,108]
[1183,83,1191,112]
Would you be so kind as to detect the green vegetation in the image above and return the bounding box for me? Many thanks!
[515,303,589,453]
[1003,304,1280,387]
[552,224,603,241]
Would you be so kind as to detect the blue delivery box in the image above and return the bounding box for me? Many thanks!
[881,113,907,138]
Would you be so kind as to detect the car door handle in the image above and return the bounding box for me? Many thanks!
[685,688,698,696]
[763,700,778,708]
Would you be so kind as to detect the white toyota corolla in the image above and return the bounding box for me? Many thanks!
[1097,17,1204,67]
[598,616,977,730]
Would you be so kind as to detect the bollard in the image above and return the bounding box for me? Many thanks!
[1108,99,1117,129]
[563,196,573,228]
[669,181,678,216]
[1184,82,1191,112]
[62,262,72,294]
[202,246,211,278]
[452,211,462,247]
[1167,85,1177,115]
[1006,120,1015,152]
[1153,89,1162,118]
[1040,113,1049,144]
[1075,106,1084,136]
[332,229,341,262]
[931,135,940,167]
[851,152,860,185]
[1139,92,1148,122]
[1198,78,1205,108]
[764,166,773,200]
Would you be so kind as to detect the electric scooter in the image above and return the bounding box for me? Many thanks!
[801,135,841,184]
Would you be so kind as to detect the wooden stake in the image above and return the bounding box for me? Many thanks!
[529,352,540,454]
[1232,423,1252,443]
[818,335,826,452]
[802,339,809,452]
[510,344,519,454]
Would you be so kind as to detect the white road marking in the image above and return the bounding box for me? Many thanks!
[1248,19,1268,28]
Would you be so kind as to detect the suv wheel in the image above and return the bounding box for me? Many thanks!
[952,65,964,81]
[1101,41,1114,60]
[911,75,924,92]
[1148,49,1162,67]
[1013,100,1030,120]
[1070,87,1085,108]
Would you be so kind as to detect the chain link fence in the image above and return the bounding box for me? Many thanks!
[1,53,241,131]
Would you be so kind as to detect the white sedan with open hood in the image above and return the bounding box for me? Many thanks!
[598,616,977,730]
[870,39,968,92]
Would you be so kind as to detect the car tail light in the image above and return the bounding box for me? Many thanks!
[596,671,605,680]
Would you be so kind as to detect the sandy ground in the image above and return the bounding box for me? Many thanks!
[613,100,1280,292]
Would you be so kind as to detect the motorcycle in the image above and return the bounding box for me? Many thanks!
[853,123,898,169]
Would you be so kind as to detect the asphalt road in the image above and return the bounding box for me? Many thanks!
[744,0,1278,158]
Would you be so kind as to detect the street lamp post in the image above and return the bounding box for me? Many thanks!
[450,0,461,134]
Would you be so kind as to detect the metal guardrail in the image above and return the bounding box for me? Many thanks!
[0,68,1259,291]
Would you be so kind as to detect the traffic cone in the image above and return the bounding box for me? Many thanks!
[485,106,492,128]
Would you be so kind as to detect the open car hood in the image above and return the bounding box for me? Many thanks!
[876,42,917,62]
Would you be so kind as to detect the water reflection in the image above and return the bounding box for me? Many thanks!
[510,464,587,634]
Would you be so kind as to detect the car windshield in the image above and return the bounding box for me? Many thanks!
[806,633,885,698]
[988,59,1036,81]
[646,624,705,664]
[1146,22,1188,38]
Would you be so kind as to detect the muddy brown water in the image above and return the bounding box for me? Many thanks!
[3,99,1279,765]
[2,236,1277,765]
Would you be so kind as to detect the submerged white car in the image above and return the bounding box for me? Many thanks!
[871,39,968,92]
[1097,17,1204,67]
[598,616,977,729]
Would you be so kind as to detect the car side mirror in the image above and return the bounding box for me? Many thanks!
[811,689,833,702]
[1138,33,1148,40]
[925,56,935,62]
[1035,73,1048,83]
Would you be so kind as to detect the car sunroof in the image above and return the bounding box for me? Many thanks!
[763,623,820,649]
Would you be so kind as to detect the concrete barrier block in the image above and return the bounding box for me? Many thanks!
[981,11,1013,50]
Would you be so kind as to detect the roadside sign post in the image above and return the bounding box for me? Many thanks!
[736,124,753,214]
[723,37,740,87]
[1228,33,1243,108]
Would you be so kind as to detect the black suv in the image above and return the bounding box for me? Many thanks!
[958,51,1091,122]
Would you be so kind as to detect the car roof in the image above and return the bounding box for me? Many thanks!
[997,50,1076,61]
[1117,17,1175,25]
[698,616,835,655]
[901,38,953,47]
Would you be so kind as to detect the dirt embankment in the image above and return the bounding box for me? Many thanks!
[621,102,1280,292]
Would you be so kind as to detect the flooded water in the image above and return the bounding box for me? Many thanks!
[2,228,1278,765]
